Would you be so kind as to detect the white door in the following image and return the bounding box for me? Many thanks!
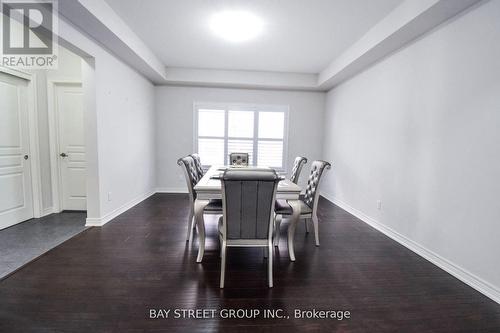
[55,83,86,211]
[0,72,33,230]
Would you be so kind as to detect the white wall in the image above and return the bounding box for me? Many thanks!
[31,46,83,212]
[321,0,500,301]
[55,16,156,222]
[94,52,156,217]
[155,86,325,191]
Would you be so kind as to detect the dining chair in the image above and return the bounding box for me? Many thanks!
[229,152,249,166]
[218,168,280,288]
[177,155,222,242]
[289,156,308,231]
[190,153,205,181]
[290,156,308,184]
[274,160,331,247]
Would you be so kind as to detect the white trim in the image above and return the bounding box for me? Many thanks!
[26,73,44,218]
[41,207,54,217]
[47,79,83,213]
[0,68,44,219]
[85,190,156,227]
[320,191,500,305]
[156,187,188,194]
[0,66,32,80]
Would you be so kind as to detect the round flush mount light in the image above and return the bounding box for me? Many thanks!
[210,11,264,42]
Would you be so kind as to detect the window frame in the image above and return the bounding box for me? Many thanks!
[193,102,289,172]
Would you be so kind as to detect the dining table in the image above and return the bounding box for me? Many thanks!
[193,165,302,262]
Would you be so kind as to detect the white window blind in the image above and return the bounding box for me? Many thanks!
[195,103,288,169]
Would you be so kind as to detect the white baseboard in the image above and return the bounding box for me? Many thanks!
[41,206,54,217]
[84,217,104,226]
[321,191,500,305]
[85,190,156,227]
[156,187,188,194]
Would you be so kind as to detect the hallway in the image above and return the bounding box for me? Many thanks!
[0,212,86,279]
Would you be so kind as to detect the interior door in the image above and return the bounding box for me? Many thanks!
[0,71,33,230]
[55,83,86,211]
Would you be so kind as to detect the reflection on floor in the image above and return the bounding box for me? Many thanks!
[0,211,87,279]
[1,194,499,332]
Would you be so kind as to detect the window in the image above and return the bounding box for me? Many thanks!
[195,103,288,169]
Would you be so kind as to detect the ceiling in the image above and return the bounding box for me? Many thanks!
[104,0,403,74]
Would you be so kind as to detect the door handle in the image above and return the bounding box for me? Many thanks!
[24,155,29,160]
[60,153,68,158]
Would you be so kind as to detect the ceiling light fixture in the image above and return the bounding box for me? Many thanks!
[210,11,263,42]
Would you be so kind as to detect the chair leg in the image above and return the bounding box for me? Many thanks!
[220,242,227,288]
[274,215,282,247]
[268,242,273,288]
[312,215,320,246]
[218,216,223,257]
[304,218,309,233]
[186,207,194,242]
[219,234,222,258]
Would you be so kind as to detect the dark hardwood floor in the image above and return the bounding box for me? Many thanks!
[1,194,499,332]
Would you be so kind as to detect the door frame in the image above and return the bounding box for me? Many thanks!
[0,66,44,219]
[47,79,83,213]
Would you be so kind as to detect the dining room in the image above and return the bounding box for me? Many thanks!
[1,0,500,332]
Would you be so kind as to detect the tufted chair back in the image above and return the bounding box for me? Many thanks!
[190,153,204,181]
[303,160,332,212]
[177,155,199,201]
[229,152,249,166]
[221,169,279,240]
[290,156,308,184]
